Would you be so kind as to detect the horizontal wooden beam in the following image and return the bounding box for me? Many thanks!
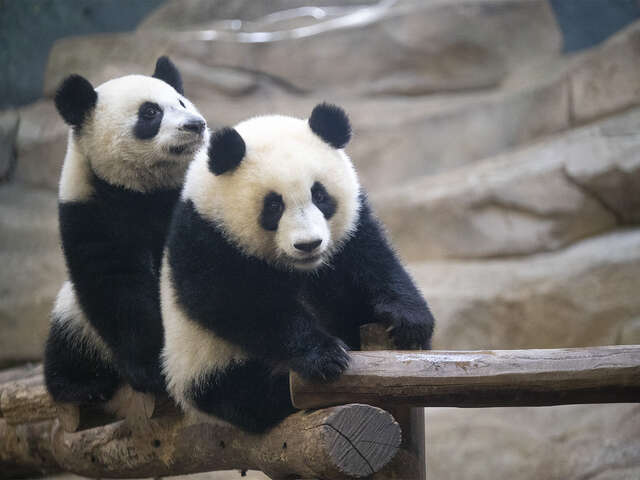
[50,403,400,479]
[290,346,640,409]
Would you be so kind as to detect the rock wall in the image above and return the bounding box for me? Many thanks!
[1,1,639,478]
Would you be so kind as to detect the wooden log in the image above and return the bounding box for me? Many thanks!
[0,373,180,432]
[50,403,400,479]
[290,346,640,409]
[0,419,61,478]
[0,363,42,387]
[1,381,59,426]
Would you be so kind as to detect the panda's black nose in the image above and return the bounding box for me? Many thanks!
[182,119,205,134]
[294,239,322,253]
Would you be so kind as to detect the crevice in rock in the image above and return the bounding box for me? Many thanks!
[471,196,569,222]
[214,64,309,95]
[561,167,624,224]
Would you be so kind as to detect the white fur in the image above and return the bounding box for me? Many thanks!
[58,131,94,202]
[51,281,113,361]
[160,254,248,409]
[183,114,361,270]
[62,74,207,197]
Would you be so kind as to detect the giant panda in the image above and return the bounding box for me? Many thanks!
[44,57,208,404]
[161,103,434,432]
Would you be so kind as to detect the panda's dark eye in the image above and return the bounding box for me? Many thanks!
[179,99,186,108]
[311,181,337,220]
[140,102,161,119]
[267,199,283,214]
[312,181,329,204]
[134,102,164,139]
[260,192,284,231]
[312,187,326,204]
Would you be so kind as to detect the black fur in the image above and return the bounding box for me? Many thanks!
[44,320,120,403]
[45,173,181,402]
[189,359,295,433]
[54,74,97,129]
[308,103,351,149]
[259,192,284,231]
[208,127,246,175]
[134,101,164,140]
[166,195,434,431]
[152,56,184,94]
[311,181,336,219]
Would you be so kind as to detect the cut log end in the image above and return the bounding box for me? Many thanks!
[320,404,402,477]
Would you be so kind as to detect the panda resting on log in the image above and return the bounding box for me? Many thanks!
[44,57,208,404]
[161,103,435,432]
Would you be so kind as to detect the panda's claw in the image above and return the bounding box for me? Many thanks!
[290,337,351,382]
[375,302,435,350]
[388,318,433,350]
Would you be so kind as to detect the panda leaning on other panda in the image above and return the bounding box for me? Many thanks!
[161,103,435,432]
[44,57,208,404]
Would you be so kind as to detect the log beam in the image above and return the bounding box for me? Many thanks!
[50,403,400,479]
[0,375,180,431]
[0,419,61,478]
[291,346,640,409]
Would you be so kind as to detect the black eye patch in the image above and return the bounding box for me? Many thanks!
[133,101,164,139]
[179,99,186,108]
[311,182,336,219]
[260,192,284,231]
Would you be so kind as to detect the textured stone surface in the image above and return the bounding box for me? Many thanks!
[427,404,640,480]
[0,184,64,368]
[14,100,68,190]
[373,108,640,261]
[566,143,640,224]
[412,229,640,350]
[44,0,561,98]
[570,20,640,123]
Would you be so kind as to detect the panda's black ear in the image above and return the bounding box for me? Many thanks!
[54,74,97,129]
[152,56,184,95]
[309,102,351,149]
[208,127,246,175]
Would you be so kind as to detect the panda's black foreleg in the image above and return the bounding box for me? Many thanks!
[44,321,121,404]
[188,360,295,433]
[337,196,435,349]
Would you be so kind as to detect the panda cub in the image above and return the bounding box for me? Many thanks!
[44,57,208,404]
[161,103,434,432]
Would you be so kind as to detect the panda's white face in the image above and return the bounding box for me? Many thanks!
[185,114,361,271]
[76,75,207,192]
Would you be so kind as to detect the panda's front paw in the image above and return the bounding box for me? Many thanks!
[122,361,166,394]
[290,337,351,382]
[377,303,435,350]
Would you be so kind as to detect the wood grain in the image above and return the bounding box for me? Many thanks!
[291,346,640,409]
[49,403,400,479]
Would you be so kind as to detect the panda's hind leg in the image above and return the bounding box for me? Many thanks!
[44,319,120,403]
[189,360,295,433]
[44,283,121,404]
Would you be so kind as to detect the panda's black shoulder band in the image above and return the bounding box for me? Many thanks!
[309,102,351,149]
[153,56,184,95]
[54,74,97,129]
[208,127,246,175]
